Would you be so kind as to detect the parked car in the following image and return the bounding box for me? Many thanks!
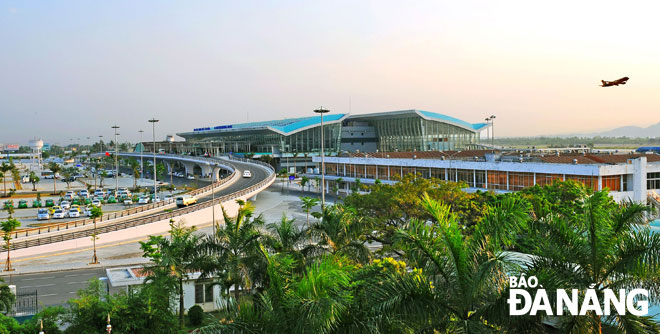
[21,175,30,183]
[186,175,195,180]
[123,197,133,205]
[52,209,66,219]
[18,200,28,209]
[60,201,71,210]
[3,201,14,209]
[107,196,117,203]
[45,199,55,207]
[138,196,150,204]
[91,199,102,207]
[37,208,50,220]
[94,189,105,198]
[164,195,173,202]
[79,190,89,198]
[32,200,42,208]
[68,209,80,218]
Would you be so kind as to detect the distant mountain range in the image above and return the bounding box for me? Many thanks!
[570,122,660,138]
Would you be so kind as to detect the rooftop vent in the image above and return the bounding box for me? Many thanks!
[572,159,578,165]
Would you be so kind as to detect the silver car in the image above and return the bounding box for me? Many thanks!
[37,208,50,220]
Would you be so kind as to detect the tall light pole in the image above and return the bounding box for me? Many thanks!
[138,130,144,181]
[149,118,159,201]
[314,107,329,208]
[484,117,491,147]
[112,125,120,194]
[489,115,496,147]
[99,135,103,153]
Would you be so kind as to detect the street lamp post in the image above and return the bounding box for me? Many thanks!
[112,126,120,195]
[149,118,159,201]
[484,117,491,147]
[139,130,144,181]
[313,107,329,208]
[489,115,496,147]
[99,135,104,153]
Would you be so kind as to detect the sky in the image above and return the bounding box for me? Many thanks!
[1,0,660,145]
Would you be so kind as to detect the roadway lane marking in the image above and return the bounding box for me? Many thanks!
[41,293,58,297]
[21,283,55,288]
[64,273,95,277]
[67,281,91,284]
[20,276,55,281]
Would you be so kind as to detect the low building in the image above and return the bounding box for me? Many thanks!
[309,150,660,206]
[106,266,224,313]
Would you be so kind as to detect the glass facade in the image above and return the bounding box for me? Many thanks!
[319,162,631,194]
[371,117,478,152]
[186,123,342,154]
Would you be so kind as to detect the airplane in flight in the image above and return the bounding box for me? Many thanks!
[601,77,629,87]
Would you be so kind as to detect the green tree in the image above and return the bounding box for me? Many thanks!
[523,189,660,333]
[0,278,14,315]
[196,200,265,302]
[99,170,108,188]
[61,167,77,189]
[89,206,103,264]
[28,171,40,191]
[1,218,20,271]
[47,162,61,194]
[300,196,319,228]
[140,219,201,327]
[368,193,537,333]
[307,205,371,263]
[300,175,310,193]
[128,158,140,190]
[0,163,11,197]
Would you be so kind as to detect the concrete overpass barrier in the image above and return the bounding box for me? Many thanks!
[0,157,275,259]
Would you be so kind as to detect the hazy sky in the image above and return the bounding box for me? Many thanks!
[2,1,659,145]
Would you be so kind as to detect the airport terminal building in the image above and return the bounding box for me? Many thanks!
[176,109,490,156]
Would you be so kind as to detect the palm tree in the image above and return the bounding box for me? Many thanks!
[367,193,537,333]
[524,191,660,333]
[29,171,39,191]
[47,162,61,194]
[196,200,265,301]
[300,196,319,228]
[10,166,20,191]
[300,175,309,193]
[128,158,140,190]
[306,205,372,263]
[264,214,307,269]
[89,206,103,264]
[99,170,108,188]
[0,163,11,197]
[141,219,201,327]
[2,218,21,271]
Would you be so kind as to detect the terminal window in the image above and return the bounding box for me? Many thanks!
[648,172,660,190]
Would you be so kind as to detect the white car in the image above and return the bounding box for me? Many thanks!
[164,195,173,202]
[123,198,133,205]
[60,201,71,210]
[242,170,252,178]
[94,190,105,197]
[52,209,66,219]
[21,175,30,183]
[37,208,50,220]
[68,209,80,218]
[138,196,150,204]
[91,199,102,207]
[79,190,89,198]
[65,191,76,197]
[187,175,195,180]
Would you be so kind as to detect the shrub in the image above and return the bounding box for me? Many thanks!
[187,305,204,326]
